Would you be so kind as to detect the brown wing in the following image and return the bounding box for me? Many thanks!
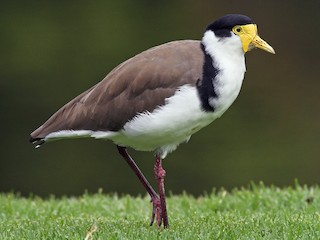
[30,40,204,140]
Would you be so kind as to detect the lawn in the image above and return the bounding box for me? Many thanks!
[1,182,319,239]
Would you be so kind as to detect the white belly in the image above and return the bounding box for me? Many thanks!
[108,85,217,157]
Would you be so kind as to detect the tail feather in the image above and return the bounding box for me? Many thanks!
[29,136,45,148]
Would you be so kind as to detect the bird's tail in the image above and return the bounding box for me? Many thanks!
[29,135,45,148]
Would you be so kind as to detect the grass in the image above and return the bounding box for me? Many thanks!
[1,182,320,239]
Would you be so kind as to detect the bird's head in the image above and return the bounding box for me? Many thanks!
[204,14,275,54]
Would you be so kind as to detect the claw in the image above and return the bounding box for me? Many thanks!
[150,196,162,227]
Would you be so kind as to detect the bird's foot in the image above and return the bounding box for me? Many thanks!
[150,195,169,228]
[150,196,162,227]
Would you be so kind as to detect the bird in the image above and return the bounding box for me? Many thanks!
[30,14,275,228]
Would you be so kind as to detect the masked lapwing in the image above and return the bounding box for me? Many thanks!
[30,14,275,228]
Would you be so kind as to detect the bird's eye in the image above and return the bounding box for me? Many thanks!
[232,26,242,34]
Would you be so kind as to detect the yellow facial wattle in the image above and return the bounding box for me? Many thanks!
[232,24,275,54]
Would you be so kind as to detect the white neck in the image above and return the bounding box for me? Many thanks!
[201,30,247,116]
[202,30,245,68]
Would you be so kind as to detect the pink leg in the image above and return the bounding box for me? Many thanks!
[117,146,163,227]
[154,154,169,228]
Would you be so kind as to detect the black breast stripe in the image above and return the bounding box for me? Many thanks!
[196,43,218,112]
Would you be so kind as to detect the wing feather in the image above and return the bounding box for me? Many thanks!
[30,40,203,140]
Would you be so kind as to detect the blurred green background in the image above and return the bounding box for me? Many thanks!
[1,1,319,197]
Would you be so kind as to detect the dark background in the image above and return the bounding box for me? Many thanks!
[1,1,319,197]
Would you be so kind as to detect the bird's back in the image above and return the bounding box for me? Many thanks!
[30,40,204,142]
